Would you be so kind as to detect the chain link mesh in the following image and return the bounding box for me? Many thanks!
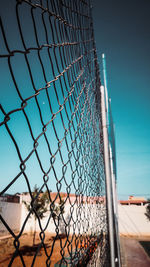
[0,0,110,266]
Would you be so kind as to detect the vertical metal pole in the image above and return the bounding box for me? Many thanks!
[102,53,109,113]
[101,85,115,267]
[109,144,121,266]
[101,53,121,266]
[109,144,117,215]
[110,144,122,266]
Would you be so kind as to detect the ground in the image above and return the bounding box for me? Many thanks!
[120,235,150,267]
[0,233,79,266]
[0,232,98,266]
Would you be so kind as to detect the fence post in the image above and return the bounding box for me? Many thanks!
[109,143,121,266]
[100,85,115,267]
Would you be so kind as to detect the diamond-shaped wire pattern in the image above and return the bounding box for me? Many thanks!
[0,0,110,266]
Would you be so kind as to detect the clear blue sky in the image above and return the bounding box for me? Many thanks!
[0,0,150,199]
[93,0,150,199]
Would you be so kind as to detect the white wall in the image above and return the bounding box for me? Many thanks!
[118,204,150,236]
[1,201,149,237]
[0,202,22,235]
[21,203,107,235]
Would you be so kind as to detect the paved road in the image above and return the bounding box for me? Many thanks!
[120,237,150,267]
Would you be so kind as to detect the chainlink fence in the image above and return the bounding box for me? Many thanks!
[0,0,111,266]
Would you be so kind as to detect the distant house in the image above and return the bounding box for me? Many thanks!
[48,193,106,205]
[0,194,20,203]
[0,192,105,206]
[120,195,149,206]
[20,192,105,205]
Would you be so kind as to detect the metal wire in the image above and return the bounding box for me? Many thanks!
[0,0,110,266]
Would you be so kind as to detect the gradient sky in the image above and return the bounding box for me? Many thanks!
[0,0,150,200]
[93,0,150,199]
[0,0,106,197]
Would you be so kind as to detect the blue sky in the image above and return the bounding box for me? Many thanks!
[0,0,106,197]
[0,0,150,200]
[93,0,150,199]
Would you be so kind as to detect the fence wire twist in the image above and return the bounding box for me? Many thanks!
[0,0,110,266]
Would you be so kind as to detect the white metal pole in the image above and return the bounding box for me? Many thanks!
[101,85,115,267]
[102,53,109,113]
[110,145,122,266]
[109,144,117,216]
[109,144,121,266]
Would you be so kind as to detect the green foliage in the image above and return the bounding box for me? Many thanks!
[23,185,48,220]
[23,185,65,221]
[23,185,49,246]
[23,186,65,244]
[50,197,65,220]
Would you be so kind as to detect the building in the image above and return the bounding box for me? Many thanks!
[0,194,20,203]
[119,195,149,206]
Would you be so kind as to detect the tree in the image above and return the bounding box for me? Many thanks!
[51,196,65,220]
[23,185,48,246]
[23,186,65,245]
[54,197,65,234]
[145,201,150,221]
